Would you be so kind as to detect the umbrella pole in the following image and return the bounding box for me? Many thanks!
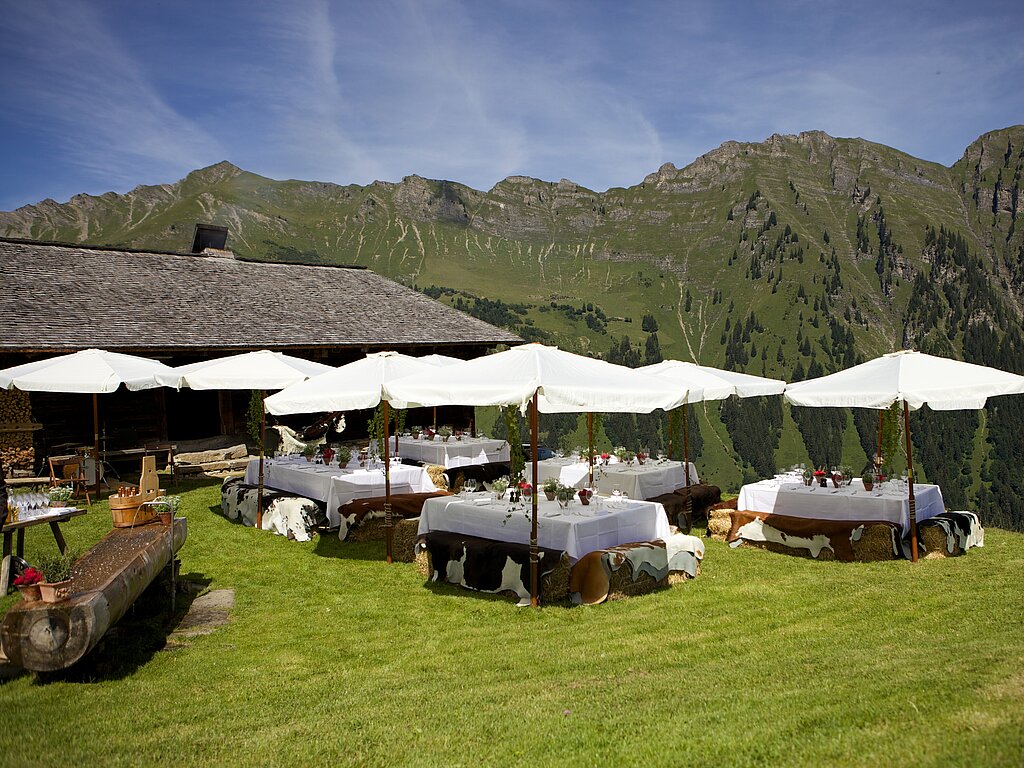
[876,410,884,476]
[903,400,918,562]
[93,393,100,498]
[384,400,393,564]
[587,412,594,485]
[530,391,539,608]
[257,390,265,530]
[432,406,437,431]
[683,398,692,526]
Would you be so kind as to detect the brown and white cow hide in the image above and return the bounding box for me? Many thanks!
[727,510,905,561]
[569,535,704,605]
[337,491,450,541]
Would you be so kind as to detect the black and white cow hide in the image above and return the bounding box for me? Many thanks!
[919,511,985,554]
[220,477,324,541]
[423,531,564,606]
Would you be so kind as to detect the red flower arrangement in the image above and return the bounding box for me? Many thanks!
[600,453,610,462]
[518,480,532,498]
[812,469,827,477]
[14,567,43,587]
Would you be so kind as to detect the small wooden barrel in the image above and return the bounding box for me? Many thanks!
[109,490,164,528]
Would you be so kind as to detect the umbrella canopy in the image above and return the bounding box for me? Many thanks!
[265,352,448,415]
[784,350,1024,410]
[154,350,332,391]
[640,360,787,401]
[384,343,693,413]
[0,348,172,393]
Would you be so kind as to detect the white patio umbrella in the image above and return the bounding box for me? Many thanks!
[640,360,787,501]
[155,350,333,527]
[384,343,693,606]
[0,349,174,495]
[784,350,1024,561]
[265,351,451,561]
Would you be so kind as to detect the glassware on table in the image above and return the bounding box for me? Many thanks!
[463,478,478,496]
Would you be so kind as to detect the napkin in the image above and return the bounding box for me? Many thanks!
[473,498,492,506]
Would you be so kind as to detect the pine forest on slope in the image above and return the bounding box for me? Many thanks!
[3,127,1023,529]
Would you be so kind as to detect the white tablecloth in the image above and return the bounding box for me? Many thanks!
[244,458,436,527]
[417,494,671,561]
[736,479,945,534]
[393,436,510,468]
[536,458,699,500]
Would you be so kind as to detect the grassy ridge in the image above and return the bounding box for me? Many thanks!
[1,479,1022,766]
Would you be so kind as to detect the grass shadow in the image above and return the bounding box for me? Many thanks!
[310,532,389,562]
[32,572,214,685]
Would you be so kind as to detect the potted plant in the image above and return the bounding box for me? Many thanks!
[302,443,318,462]
[410,425,422,439]
[13,566,44,602]
[491,476,510,499]
[542,476,559,501]
[517,479,532,501]
[438,425,453,442]
[37,549,79,603]
[154,494,181,525]
[862,470,875,491]
[802,467,814,486]
[48,485,74,508]
[555,483,574,509]
[636,449,648,465]
[813,468,828,487]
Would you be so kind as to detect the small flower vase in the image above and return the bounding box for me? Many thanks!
[578,488,592,506]
[522,487,532,501]
[818,477,828,487]
[544,489,556,501]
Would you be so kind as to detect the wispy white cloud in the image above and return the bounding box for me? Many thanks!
[0,1,224,193]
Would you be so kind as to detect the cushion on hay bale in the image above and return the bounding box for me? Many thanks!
[219,477,323,541]
[725,509,903,562]
[425,464,448,491]
[569,534,704,605]
[918,511,984,558]
[336,491,450,541]
[423,531,567,606]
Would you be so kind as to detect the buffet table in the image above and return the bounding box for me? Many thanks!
[244,457,437,527]
[737,478,945,535]
[536,458,699,500]
[417,493,671,561]
[393,436,510,468]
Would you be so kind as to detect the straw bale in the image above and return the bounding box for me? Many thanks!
[345,518,388,543]
[606,567,665,601]
[414,548,430,578]
[919,525,956,559]
[851,524,899,562]
[392,518,421,563]
[707,507,734,540]
[540,554,571,604]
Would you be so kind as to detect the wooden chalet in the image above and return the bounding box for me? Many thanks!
[0,237,520,470]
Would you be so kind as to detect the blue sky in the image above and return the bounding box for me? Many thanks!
[1,0,1022,211]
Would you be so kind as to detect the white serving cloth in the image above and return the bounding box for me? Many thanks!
[417,494,671,561]
[536,458,699,499]
[736,478,945,534]
[244,458,436,526]
[395,436,510,468]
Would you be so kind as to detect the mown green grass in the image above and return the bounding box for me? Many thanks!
[2,478,1022,767]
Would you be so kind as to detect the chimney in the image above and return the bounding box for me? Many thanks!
[190,223,233,257]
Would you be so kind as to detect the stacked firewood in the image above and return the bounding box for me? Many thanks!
[0,390,36,470]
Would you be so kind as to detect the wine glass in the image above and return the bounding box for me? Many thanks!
[463,478,478,496]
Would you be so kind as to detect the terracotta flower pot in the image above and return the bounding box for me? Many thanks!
[39,580,71,604]
[544,490,556,501]
[158,511,173,526]
[17,583,42,602]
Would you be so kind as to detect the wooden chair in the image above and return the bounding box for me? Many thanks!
[48,455,92,507]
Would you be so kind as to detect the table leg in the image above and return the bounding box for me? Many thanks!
[49,521,68,554]
[16,528,25,559]
[2,531,11,559]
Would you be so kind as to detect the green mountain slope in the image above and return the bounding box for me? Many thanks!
[4,127,1023,526]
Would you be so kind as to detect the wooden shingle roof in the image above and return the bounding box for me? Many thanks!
[0,239,521,352]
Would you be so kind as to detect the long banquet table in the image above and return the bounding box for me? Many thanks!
[244,457,437,527]
[736,477,945,535]
[536,458,699,500]
[417,493,672,561]
[391,436,510,468]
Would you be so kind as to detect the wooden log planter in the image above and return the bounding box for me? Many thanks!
[0,518,187,672]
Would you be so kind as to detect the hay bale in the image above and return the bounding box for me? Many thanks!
[606,566,665,601]
[392,518,421,563]
[707,507,733,540]
[919,525,956,559]
[851,523,900,562]
[540,554,571,604]
[345,517,388,543]
[414,548,430,578]
[425,464,448,490]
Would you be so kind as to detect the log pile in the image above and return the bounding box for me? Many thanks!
[0,390,37,471]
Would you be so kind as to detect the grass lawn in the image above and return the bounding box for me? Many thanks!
[2,477,1023,767]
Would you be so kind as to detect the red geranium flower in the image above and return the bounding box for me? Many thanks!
[14,567,43,586]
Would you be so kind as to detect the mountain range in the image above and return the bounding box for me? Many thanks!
[3,126,1023,528]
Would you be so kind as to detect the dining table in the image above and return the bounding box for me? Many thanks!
[417,492,671,561]
[244,457,437,527]
[536,457,700,500]
[390,435,510,468]
[736,476,945,535]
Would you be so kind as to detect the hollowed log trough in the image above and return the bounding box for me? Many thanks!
[1,518,187,672]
